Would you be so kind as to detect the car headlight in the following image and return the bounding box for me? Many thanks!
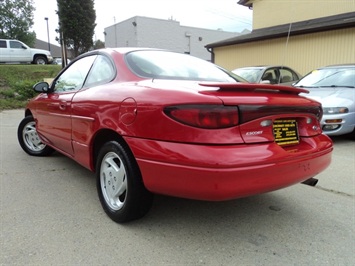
[323,107,348,114]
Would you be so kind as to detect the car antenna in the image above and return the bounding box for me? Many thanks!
[279,23,292,83]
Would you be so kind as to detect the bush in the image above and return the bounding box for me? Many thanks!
[0,88,16,98]
[11,80,38,100]
[0,99,28,110]
[0,65,61,110]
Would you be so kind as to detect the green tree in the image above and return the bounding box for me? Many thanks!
[93,39,105,50]
[0,0,36,46]
[57,0,96,57]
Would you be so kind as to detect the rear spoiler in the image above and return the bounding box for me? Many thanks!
[199,82,309,95]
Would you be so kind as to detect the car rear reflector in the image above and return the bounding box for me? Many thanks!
[164,105,239,129]
[238,105,323,123]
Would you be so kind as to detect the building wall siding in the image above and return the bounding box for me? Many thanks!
[251,0,355,29]
[35,39,62,58]
[213,27,355,75]
[104,16,240,61]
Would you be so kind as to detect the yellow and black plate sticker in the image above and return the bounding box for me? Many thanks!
[273,119,299,146]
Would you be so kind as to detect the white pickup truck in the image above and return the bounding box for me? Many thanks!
[0,39,53,64]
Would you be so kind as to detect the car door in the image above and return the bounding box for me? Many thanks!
[8,40,31,62]
[35,55,97,156]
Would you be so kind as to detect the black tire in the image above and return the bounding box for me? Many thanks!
[33,56,47,64]
[17,116,54,156]
[96,141,153,223]
[351,128,355,140]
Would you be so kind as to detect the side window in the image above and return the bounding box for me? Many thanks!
[0,40,7,48]
[85,55,115,87]
[261,69,277,84]
[54,55,97,93]
[280,68,297,83]
[9,41,23,49]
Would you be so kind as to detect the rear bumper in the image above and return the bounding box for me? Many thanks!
[125,134,333,201]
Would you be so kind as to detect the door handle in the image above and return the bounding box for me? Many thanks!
[59,102,67,110]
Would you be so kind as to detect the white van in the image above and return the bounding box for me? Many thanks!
[0,39,53,64]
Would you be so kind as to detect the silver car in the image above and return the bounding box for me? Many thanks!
[232,65,302,85]
[294,64,355,137]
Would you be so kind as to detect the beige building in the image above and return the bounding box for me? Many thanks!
[206,0,355,75]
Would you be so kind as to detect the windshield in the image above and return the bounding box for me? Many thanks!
[295,67,355,88]
[125,50,245,82]
[232,68,263,83]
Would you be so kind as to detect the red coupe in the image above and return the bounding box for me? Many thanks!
[18,48,333,223]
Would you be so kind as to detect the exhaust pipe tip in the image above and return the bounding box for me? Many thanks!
[302,177,318,186]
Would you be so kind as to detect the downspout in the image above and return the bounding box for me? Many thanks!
[206,47,215,63]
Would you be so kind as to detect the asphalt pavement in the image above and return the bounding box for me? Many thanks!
[1,109,354,265]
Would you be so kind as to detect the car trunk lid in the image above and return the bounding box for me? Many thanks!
[199,82,323,144]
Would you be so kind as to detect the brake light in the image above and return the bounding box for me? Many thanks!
[164,105,239,129]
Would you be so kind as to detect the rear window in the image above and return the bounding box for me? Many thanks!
[0,40,6,48]
[125,50,243,82]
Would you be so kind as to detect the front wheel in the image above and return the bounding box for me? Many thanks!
[96,141,153,223]
[17,116,54,156]
[33,56,47,64]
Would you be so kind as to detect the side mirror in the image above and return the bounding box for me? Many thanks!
[33,82,50,93]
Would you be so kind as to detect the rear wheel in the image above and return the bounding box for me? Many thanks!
[17,116,54,156]
[96,141,153,223]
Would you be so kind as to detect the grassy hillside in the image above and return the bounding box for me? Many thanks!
[0,65,61,110]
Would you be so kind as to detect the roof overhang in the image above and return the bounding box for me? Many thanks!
[237,0,253,8]
[206,12,355,49]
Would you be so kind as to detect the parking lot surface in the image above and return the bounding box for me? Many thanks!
[1,109,354,265]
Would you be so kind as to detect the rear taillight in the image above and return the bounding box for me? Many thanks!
[164,105,239,129]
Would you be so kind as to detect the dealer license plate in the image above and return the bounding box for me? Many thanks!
[273,119,299,146]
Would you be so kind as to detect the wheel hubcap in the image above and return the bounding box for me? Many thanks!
[37,59,45,64]
[100,152,127,210]
[22,121,46,151]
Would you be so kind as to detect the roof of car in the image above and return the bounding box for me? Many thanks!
[75,47,165,59]
[111,47,164,54]
[235,65,294,70]
[322,64,355,68]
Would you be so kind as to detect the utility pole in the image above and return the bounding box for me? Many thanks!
[44,17,50,51]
